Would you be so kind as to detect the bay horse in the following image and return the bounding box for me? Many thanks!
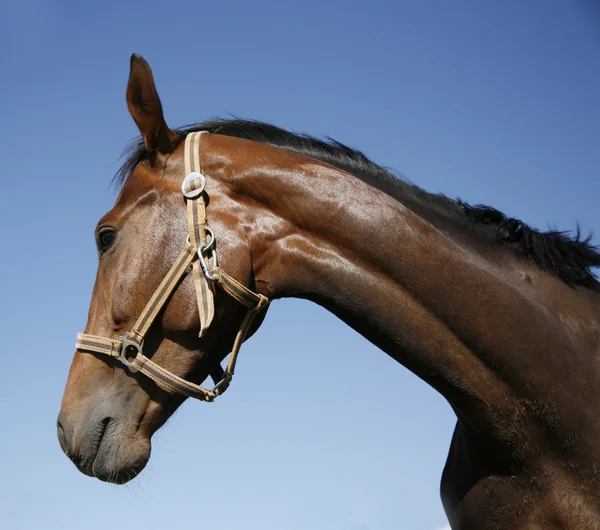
[58,54,600,529]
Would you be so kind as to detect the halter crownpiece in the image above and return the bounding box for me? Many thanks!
[76,131,270,402]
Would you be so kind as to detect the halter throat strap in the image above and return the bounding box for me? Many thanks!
[76,132,269,402]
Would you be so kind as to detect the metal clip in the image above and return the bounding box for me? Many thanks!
[198,228,218,281]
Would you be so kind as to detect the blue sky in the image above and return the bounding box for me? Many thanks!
[1,1,598,529]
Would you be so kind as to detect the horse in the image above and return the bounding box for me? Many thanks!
[57,54,600,529]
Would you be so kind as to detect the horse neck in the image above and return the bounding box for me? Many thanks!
[204,135,589,427]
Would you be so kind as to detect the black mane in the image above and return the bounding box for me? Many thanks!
[116,118,600,291]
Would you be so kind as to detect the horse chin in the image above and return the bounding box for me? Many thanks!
[91,436,151,484]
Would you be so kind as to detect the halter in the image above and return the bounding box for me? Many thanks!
[75,132,270,402]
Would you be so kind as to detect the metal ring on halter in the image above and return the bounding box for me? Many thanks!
[181,172,206,198]
[117,332,143,371]
[199,228,218,281]
[212,375,231,396]
[186,229,214,247]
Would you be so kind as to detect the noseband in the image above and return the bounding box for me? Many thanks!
[76,132,270,402]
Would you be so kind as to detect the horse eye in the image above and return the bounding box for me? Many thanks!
[96,228,117,255]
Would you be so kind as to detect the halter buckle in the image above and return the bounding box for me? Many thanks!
[181,172,206,198]
[117,332,143,370]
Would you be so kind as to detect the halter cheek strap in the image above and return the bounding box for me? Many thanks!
[76,131,270,402]
[185,130,214,337]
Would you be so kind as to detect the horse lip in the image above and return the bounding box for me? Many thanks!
[86,417,112,476]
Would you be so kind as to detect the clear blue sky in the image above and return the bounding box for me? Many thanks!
[1,1,598,529]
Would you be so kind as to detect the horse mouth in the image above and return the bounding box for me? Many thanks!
[63,416,151,485]
[91,421,150,484]
[67,416,112,478]
[90,417,111,469]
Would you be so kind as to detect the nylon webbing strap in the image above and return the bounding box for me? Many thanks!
[77,293,268,401]
[211,268,265,308]
[128,243,197,345]
[76,334,121,357]
[75,334,215,400]
[223,295,269,379]
[131,352,214,400]
[184,131,214,337]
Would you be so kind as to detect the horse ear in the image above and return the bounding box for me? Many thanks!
[126,54,175,155]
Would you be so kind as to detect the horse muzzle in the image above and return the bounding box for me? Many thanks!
[57,403,151,484]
